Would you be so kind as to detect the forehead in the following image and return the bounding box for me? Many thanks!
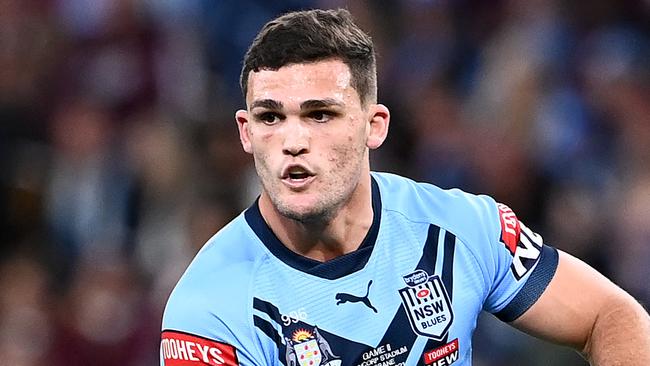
[246,59,358,107]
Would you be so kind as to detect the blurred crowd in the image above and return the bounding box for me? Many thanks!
[1,0,648,365]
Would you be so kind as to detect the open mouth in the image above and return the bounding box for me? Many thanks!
[282,165,315,186]
[288,171,310,180]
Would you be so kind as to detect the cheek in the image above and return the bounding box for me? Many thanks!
[250,144,271,172]
[329,139,364,169]
[249,131,274,158]
[249,128,274,145]
[259,130,274,143]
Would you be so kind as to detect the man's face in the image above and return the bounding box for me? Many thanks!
[236,59,377,222]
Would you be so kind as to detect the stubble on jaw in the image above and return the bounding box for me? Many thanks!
[276,198,339,226]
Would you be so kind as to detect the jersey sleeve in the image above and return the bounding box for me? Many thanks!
[477,198,559,322]
[160,264,269,366]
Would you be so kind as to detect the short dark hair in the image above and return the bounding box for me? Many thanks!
[240,8,377,106]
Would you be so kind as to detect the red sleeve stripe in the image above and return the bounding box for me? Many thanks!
[161,330,239,365]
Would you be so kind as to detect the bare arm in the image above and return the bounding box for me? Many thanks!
[512,250,650,365]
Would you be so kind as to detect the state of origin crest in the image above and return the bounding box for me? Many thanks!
[399,270,454,340]
[285,327,341,366]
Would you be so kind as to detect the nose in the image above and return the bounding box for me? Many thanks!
[282,119,310,156]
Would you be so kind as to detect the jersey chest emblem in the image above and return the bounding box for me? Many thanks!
[399,270,453,340]
[295,339,321,366]
[285,328,341,366]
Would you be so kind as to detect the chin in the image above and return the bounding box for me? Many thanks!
[278,205,320,222]
[276,201,335,224]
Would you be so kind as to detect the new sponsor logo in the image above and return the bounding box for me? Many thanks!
[160,330,238,365]
[496,203,544,280]
[510,222,543,280]
[285,327,341,366]
[399,272,453,340]
[402,269,429,287]
[423,338,459,366]
[497,203,520,255]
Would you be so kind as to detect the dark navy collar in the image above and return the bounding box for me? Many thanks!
[244,177,382,280]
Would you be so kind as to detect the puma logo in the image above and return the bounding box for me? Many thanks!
[335,280,378,313]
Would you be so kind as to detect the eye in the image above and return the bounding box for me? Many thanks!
[308,110,335,123]
[256,112,283,125]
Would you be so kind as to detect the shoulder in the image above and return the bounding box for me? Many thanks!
[162,212,266,338]
[372,171,500,236]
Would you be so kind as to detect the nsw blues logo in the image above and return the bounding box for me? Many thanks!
[399,270,453,340]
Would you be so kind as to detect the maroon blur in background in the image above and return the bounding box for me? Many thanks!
[1,0,648,365]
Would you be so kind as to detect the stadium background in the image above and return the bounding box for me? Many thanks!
[1,0,648,364]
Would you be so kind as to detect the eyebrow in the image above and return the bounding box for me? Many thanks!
[250,99,283,110]
[300,98,345,110]
[249,98,345,111]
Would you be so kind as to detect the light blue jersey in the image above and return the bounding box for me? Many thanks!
[161,172,558,366]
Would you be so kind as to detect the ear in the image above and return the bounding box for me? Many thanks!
[366,104,390,149]
[235,109,253,154]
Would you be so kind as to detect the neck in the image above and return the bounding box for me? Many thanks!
[259,174,374,262]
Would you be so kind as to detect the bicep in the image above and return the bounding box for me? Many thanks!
[511,250,631,351]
